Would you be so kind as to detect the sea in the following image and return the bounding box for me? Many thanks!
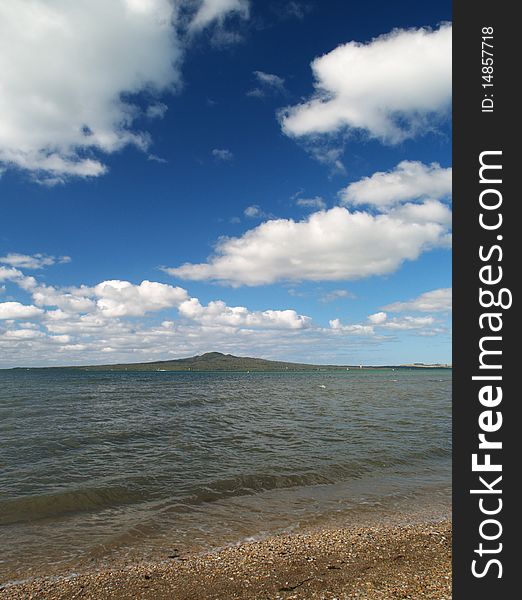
[0,368,451,583]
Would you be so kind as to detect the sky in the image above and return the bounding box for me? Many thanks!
[0,0,452,368]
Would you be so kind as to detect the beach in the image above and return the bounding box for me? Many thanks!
[0,517,451,600]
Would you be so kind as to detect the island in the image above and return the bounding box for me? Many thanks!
[8,351,452,372]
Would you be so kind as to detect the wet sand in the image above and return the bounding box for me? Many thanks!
[0,519,451,599]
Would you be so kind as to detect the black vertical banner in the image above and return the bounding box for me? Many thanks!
[453,1,516,598]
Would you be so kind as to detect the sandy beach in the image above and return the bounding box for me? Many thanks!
[0,518,451,600]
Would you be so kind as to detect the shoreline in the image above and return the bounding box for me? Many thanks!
[0,516,451,599]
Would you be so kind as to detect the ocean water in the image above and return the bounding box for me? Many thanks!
[0,368,451,582]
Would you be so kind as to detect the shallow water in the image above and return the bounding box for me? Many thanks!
[0,368,451,581]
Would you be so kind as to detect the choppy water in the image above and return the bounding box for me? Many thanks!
[0,368,451,582]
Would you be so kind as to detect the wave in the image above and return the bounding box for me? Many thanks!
[0,485,145,526]
[0,444,450,526]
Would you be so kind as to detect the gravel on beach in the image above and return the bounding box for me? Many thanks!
[0,519,451,600]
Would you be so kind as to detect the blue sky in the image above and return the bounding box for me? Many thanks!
[0,0,452,367]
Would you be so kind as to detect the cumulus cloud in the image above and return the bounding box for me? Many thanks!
[0,302,44,320]
[0,267,319,366]
[383,288,452,313]
[92,280,189,317]
[31,285,97,314]
[279,24,451,143]
[330,310,443,336]
[3,328,45,340]
[178,298,311,329]
[1,313,359,368]
[340,161,452,208]
[27,279,188,317]
[0,0,249,182]
[0,0,182,182]
[13,274,312,327]
[368,311,387,325]
[164,205,451,286]
[168,160,451,287]
[329,319,375,336]
[0,266,24,283]
[0,253,71,269]
[387,200,452,227]
[0,264,449,366]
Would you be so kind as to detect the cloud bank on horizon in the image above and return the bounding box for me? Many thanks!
[0,256,450,366]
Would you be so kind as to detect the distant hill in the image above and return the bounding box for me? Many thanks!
[19,352,450,372]
[72,352,318,372]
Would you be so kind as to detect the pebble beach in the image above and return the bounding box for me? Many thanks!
[0,518,451,600]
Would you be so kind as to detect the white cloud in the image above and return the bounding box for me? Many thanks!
[0,0,182,182]
[295,196,327,210]
[383,288,452,313]
[61,344,88,352]
[388,199,452,227]
[0,0,249,183]
[0,253,71,269]
[330,311,442,336]
[170,160,451,287]
[31,285,97,314]
[279,24,451,143]
[364,310,439,331]
[48,334,72,344]
[0,269,315,361]
[329,319,375,336]
[368,311,387,325]
[178,298,311,329]
[340,161,452,208]
[212,148,234,161]
[0,266,24,282]
[0,302,44,320]
[188,0,249,32]
[0,318,340,368]
[93,280,189,317]
[165,206,451,285]
[0,267,449,367]
[243,204,265,218]
[254,71,285,89]
[148,153,168,164]
[381,315,435,330]
[18,278,187,318]
[13,274,312,329]
[3,328,45,340]
[43,312,127,336]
